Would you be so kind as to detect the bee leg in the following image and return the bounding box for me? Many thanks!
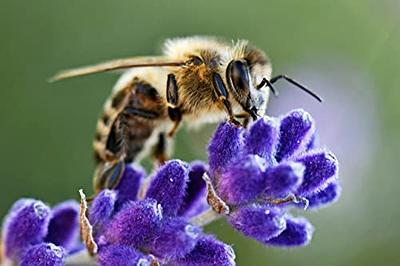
[212,73,242,127]
[166,74,183,137]
[93,159,126,193]
[235,112,251,128]
[152,132,169,165]
[167,108,182,137]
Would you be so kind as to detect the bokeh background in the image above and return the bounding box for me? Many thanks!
[1,0,399,265]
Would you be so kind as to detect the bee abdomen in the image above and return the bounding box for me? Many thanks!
[93,78,166,165]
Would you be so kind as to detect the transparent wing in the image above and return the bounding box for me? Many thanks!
[50,56,184,82]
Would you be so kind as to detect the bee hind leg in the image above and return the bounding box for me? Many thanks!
[93,159,126,193]
[152,132,169,166]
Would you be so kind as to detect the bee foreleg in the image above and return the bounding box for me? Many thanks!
[166,73,183,137]
[234,112,251,128]
[212,73,242,127]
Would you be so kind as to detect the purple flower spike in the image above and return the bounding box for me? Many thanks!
[208,122,244,177]
[172,235,236,266]
[89,189,116,231]
[149,217,201,259]
[265,217,314,247]
[264,162,304,198]
[97,244,150,266]
[146,160,189,216]
[228,205,286,242]
[276,109,315,162]
[179,161,208,218]
[245,117,279,162]
[2,199,51,259]
[20,243,65,266]
[296,151,338,196]
[44,200,79,251]
[105,198,162,247]
[115,164,145,209]
[306,181,342,209]
[219,155,267,205]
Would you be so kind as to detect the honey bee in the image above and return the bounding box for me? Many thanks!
[51,36,321,193]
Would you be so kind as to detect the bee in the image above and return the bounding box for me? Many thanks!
[51,36,321,193]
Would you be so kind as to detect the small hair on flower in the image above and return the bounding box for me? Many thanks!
[207,109,341,247]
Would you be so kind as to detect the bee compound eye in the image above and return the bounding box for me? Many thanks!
[229,60,251,92]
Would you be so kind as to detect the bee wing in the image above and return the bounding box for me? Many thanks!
[50,56,185,82]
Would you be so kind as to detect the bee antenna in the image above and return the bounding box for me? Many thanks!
[270,74,323,102]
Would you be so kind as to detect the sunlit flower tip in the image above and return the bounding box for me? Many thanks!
[228,205,286,242]
[89,189,117,230]
[208,122,244,177]
[97,244,150,266]
[148,217,201,259]
[2,199,51,259]
[44,200,79,251]
[305,181,342,209]
[245,117,279,160]
[296,150,338,196]
[20,243,65,266]
[265,217,314,247]
[172,235,236,266]
[115,164,145,208]
[218,155,267,205]
[178,161,208,218]
[146,160,189,216]
[264,162,304,198]
[275,109,315,162]
[105,198,163,247]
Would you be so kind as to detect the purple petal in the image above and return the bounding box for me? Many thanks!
[89,189,117,232]
[208,122,244,179]
[265,216,314,247]
[97,244,150,266]
[44,200,79,251]
[172,235,235,266]
[306,133,318,150]
[115,164,145,209]
[2,199,51,260]
[218,155,266,205]
[228,205,286,242]
[20,243,65,266]
[264,162,304,198]
[245,117,279,162]
[105,198,162,247]
[148,217,201,260]
[178,161,209,218]
[275,109,315,162]
[296,150,338,196]
[146,160,189,216]
[305,181,342,209]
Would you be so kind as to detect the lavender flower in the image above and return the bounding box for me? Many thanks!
[207,109,341,247]
[87,161,235,266]
[1,199,80,265]
[0,108,341,265]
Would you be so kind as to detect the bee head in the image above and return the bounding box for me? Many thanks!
[223,59,266,120]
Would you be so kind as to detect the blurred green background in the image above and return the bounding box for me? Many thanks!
[1,0,399,265]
